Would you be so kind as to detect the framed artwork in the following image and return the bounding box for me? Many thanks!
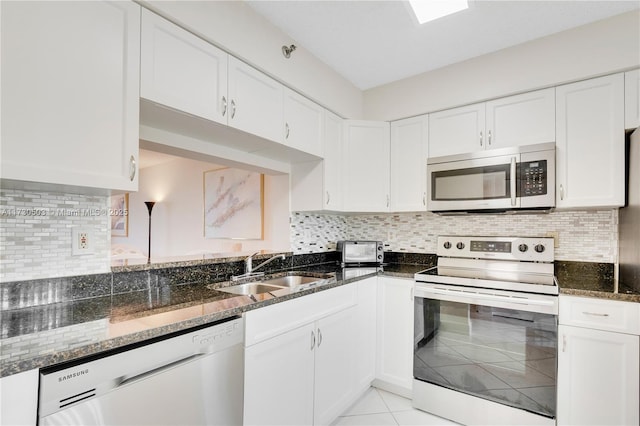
[110,193,129,237]
[204,168,264,239]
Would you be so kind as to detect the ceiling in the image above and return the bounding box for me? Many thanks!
[246,0,640,90]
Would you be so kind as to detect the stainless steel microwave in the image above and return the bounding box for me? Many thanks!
[427,142,555,213]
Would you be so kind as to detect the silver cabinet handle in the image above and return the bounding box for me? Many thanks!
[310,330,316,350]
[480,131,483,147]
[129,155,136,182]
[582,311,610,317]
[326,191,330,205]
[488,130,492,146]
[562,334,567,352]
[285,122,290,139]
[559,184,564,200]
[222,96,227,117]
[510,157,517,206]
[230,100,236,119]
[386,195,390,208]
[317,328,322,347]
[423,192,426,206]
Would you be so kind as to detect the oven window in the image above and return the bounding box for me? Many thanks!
[431,164,511,201]
[414,298,557,418]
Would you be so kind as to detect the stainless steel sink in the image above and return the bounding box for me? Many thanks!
[261,275,325,288]
[213,272,335,296]
[216,283,285,295]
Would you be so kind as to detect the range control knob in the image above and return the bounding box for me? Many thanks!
[518,244,528,253]
[534,244,546,253]
[456,242,465,250]
[443,241,452,249]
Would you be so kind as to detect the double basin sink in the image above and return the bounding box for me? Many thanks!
[214,273,335,296]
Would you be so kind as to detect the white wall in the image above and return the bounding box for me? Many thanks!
[141,0,363,119]
[364,10,640,121]
[113,157,290,258]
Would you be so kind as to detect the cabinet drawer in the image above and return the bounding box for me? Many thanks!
[244,284,357,346]
[559,295,640,335]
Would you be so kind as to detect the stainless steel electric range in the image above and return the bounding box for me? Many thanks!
[413,236,558,426]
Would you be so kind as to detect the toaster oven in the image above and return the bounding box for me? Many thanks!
[336,240,384,265]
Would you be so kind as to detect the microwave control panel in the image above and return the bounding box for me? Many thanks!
[520,160,547,197]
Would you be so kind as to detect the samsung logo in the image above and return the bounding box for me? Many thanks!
[58,369,89,382]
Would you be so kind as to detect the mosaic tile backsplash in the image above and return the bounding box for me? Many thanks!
[290,209,618,263]
[1,188,111,282]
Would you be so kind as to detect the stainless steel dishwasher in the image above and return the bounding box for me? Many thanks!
[38,317,244,426]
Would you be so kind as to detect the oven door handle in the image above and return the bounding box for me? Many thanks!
[414,285,557,313]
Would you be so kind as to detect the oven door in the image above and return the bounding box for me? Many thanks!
[413,283,558,422]
[427,154,519,212]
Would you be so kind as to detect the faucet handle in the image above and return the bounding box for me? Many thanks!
[245,251,260,272]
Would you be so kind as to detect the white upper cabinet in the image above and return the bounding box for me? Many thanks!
[625,69,640,129]
[284,88,324,157]
[140,9,228,124]
[390,115,429,212]
[429,103,485,157]
[429,88,555,157]
[1,1,140,191]
[343,121,391,212]
[485,88,555,149]
[289,110,343,212]
[227,56,284,143]
[323,111,344,211]
[556,73,625,208]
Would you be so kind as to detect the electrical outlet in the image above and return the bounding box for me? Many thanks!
[72,228,94,255]
[545,231,559,248]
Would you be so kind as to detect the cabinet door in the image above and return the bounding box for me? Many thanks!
[343,121,391,212]
[1,1,140,191]
[140,9,228,125]
[376,277,414,395]
[227,56,284,143]
[0,369,38,426]
[556,74,625,208]
[284,88,324,157]
[485,88,555,149]
[354,278,378,392]
[314,307,357,425]
[244,323,315,426]
[324,110,344,210]
[428,103,485,157]
[625,69,640,129]
[557,325,639,426]
[390,116,429,212]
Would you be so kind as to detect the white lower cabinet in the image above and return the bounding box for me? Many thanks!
[375,277,414,397]
[244,322,316,425]
[243,283,371,425]
[0,369,39,426]
[557,295,640,426]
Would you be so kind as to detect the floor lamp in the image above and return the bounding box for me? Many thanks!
[145,201,156,263]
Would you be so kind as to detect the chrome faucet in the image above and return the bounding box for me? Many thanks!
[232,252,286,281]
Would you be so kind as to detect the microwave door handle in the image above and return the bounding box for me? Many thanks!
[510,157,517,207]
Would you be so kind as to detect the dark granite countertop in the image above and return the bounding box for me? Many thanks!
[3,254,637,378]
[0,262,426,378]
[555,261,640,303]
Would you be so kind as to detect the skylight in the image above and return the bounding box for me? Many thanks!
[409,0,469,24]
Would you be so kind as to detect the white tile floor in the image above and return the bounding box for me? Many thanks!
[332,387,460,426]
